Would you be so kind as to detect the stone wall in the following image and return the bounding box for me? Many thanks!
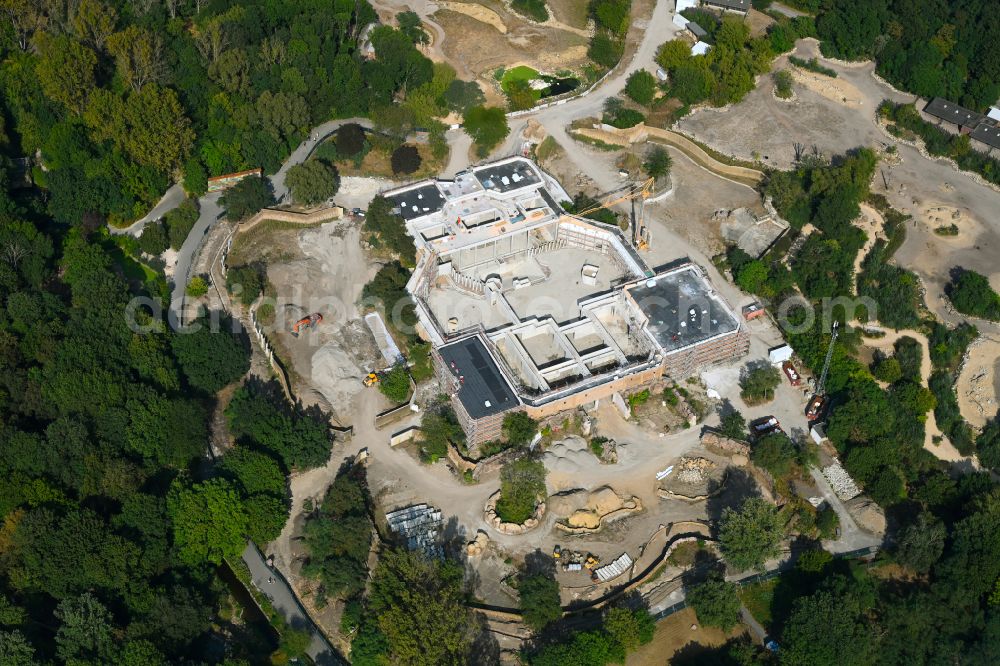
[483,490,546,535]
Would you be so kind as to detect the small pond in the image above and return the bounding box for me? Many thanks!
[539,74,580,98]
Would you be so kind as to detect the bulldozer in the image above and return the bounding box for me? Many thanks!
[584,554,600,570]
[552,545,562,560]
[363,372,379,387]
[290,312,323,337]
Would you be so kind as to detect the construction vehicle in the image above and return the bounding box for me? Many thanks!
[552,545,562,560]
[574,177,655,252]
[783,361,801,387]
[290,312,323,337]
[806,321,839,420]
[363,372,379,387]
[584,554,600,570]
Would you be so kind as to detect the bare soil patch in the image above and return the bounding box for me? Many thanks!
[957,335,1000,428]
[547,0,591,29]
[434,5,589,84]
[789,67,864,108]
[335,143,446,181]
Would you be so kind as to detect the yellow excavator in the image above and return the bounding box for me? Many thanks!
[363,372,379,387]
[573,177,655,251]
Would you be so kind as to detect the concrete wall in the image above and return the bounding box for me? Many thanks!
[237,205,344,235]
[524,364,663,421]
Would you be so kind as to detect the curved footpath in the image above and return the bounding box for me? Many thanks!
[161,118,371,327]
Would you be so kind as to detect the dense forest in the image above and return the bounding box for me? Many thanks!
[710,143,1000,663]
[0,0,435,227]
[807,0,1000,110]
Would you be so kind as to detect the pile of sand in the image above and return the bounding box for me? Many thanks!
[541,436,598,491]
[789,67,863,108]
[309,319,375,408]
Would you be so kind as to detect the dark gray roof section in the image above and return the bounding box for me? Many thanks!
[388,184,446,221]
[629,269,739,353]
[687,21,708,38]
[970,122,1000,149]
[923,97,984,127]
[702,0,750,12]
[474,161,541,193]
[438,337,519,419]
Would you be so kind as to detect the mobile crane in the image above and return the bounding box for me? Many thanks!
[806,321,838,420]
[573,177,655,251]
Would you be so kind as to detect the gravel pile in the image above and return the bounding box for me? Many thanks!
[823,462,861,500]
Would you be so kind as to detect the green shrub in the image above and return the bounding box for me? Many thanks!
[773,69,793,98]
[947,269,1000,321]
[789,55,837,77]
[378,364,411,403]
[496,457,546,524]
[511,0,549,22]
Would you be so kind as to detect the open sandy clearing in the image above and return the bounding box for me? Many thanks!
[434,6,590,81]
[440,1,508,33]
[957,334,1000,429]
[789,66,864,108]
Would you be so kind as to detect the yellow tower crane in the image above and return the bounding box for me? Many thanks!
[573,177,655,251]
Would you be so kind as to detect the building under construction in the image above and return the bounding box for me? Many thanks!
[382,157,748,445]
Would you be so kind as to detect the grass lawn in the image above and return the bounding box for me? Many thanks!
[334,143,445,181]
[501,65,540,92]
[626,607,745,665]
[737,578,777,628]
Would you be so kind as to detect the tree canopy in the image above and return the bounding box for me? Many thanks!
[286,159,340,206]
[718,497,784,572]
[496,457,547,524]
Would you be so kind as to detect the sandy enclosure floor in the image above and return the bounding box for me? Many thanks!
[957,334,1000,429]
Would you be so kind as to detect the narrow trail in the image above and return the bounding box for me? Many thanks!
[851,321,975,465]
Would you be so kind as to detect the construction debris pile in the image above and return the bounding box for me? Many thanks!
[675,457,716,484]
[701,431,750,457]
[386,504,443,558]
[822,462,861,501]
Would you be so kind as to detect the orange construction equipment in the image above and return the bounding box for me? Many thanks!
[291,313,323,337]
[363,372,379,387]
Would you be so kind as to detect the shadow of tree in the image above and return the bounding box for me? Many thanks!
[705,467,761,535]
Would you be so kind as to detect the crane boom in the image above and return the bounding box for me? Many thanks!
[573,177,654,251]
[816,321,839,397]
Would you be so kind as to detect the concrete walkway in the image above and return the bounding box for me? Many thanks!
[241,542,347,665]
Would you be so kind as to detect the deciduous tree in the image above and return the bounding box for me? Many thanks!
[286,159,340,205]
[719,497,784,571]
[107,26,166,92]
[167,477,249,566]
[687,575,741,631]
[33,32,97,115]
[463,106,509,156]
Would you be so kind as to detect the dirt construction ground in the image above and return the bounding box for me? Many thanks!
[676,37,1000,430]
[434,1,591,86]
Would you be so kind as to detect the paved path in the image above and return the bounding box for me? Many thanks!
[241,542,347,665]
[740,605,769,642]
[166,118,372,326]
[113,183,186,237]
